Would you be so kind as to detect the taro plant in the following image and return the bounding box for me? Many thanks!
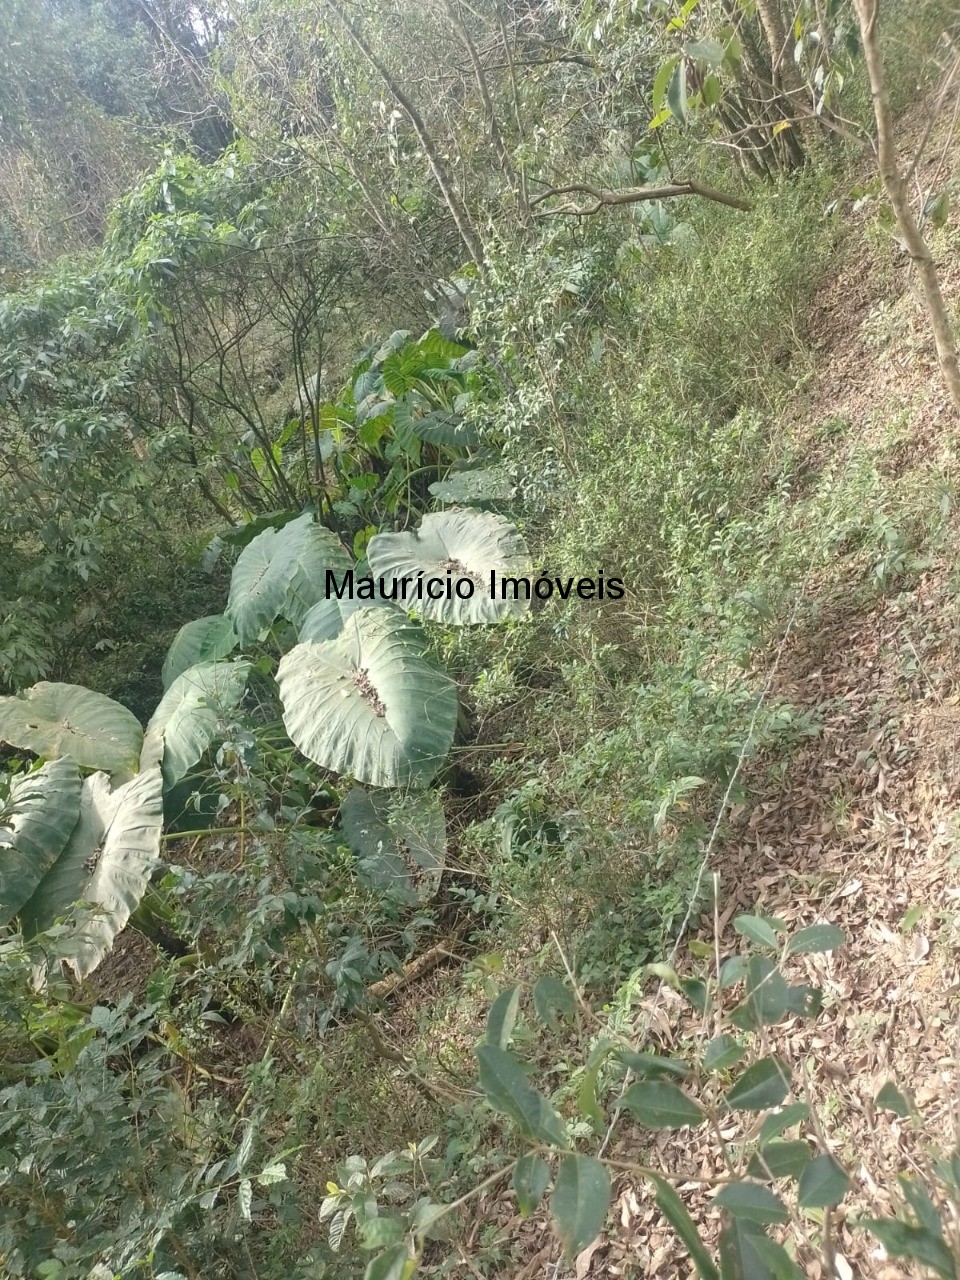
[0,491,532,975]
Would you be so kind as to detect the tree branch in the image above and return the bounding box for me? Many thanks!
[532,178,753,217]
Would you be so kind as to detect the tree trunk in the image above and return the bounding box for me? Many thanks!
[854,0,960,416]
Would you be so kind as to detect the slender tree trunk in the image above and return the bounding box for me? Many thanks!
[326,0,486,271]
[854,0,960,416]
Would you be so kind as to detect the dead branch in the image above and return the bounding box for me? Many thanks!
[531,178,753,217]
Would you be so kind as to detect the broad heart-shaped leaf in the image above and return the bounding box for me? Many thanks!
[619,1080,704,1128]
[0,758,82,926]
[142,661,252,790]
[475,1044,567,1146]
[340,786,445,903]
[550,1154,611,1258]
[20,767,162,977]
[367,511,532,626]
[277,610,458,789]
[226,511,352,645]
[401,408,480,448]
[429,467,515,505]
[0,682,143,773]
[299,591,394,644]
[161,615,238,691]
[513,1153,551,1218]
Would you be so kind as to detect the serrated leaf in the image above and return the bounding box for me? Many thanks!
[650,1174,719,1280]
[784,924,845,956]
[533,975,576,1031]
[619,1080,703,1128]
[550,1154,611,1257]
[714,1182,788,1224]
[0,757,82,926]
[725,1058,790,1112]
[476,1044,567,1146]
[796,1154,849,1209]
[513,1153,551,1217]
[486,985,521,1049]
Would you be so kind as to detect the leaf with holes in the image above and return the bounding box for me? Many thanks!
[161,615,239,691]
[340,786,445,902]
[226,512,352,644]
[0,682,143,773]
[20,767,162,976]
[367,511,531,625]
[142,661,251,789]
[0,757,82,926]
[277,610,458,788]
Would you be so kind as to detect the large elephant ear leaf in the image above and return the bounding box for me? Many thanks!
[226,511,352,645]
[299,588,395,644]
[277,609,457,788]
[142,661,251,789]
[162,615,238,690]
[0,683,143,773]
[20,766,163,978]
[367,510,532,625]
[0,757,82,926]
[341,786,446,903]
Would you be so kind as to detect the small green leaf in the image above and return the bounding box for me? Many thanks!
[667,59,688,124]
[363,1246,415,1280]
[797,1155,850,1209]
[360,1218,406,1250]
[861,1218,957,1279]
[476,1045,567,1147]
[747,1141,812,1182]
[730,957,789,1029]
[784,924,845,956]
[714,1182,788,1225]
[513,1154,551,1218]
[486,986,521,1049]
[783,984,822,1018]
[680,977,711,1013]
[653,54,682,113]
[703,1034,745,1072]
[702,73,723,107]
[733,915,781,951]
[725,1057,790,1112]
[533,974,575,1031]
[748,1233,806,1279]
[650,1175,719,1280]
[899,1175,943,1238]
[618,1050,689,1079]
[619,1081,703,1128]
[719,956,748,987]
[550,1154,611,1258]
[875,1081,911,1117]
[758,1104,809,1145]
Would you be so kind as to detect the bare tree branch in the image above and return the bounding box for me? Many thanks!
[532,179,753,217]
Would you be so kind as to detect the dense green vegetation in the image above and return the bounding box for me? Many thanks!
[2,1,960,1276]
